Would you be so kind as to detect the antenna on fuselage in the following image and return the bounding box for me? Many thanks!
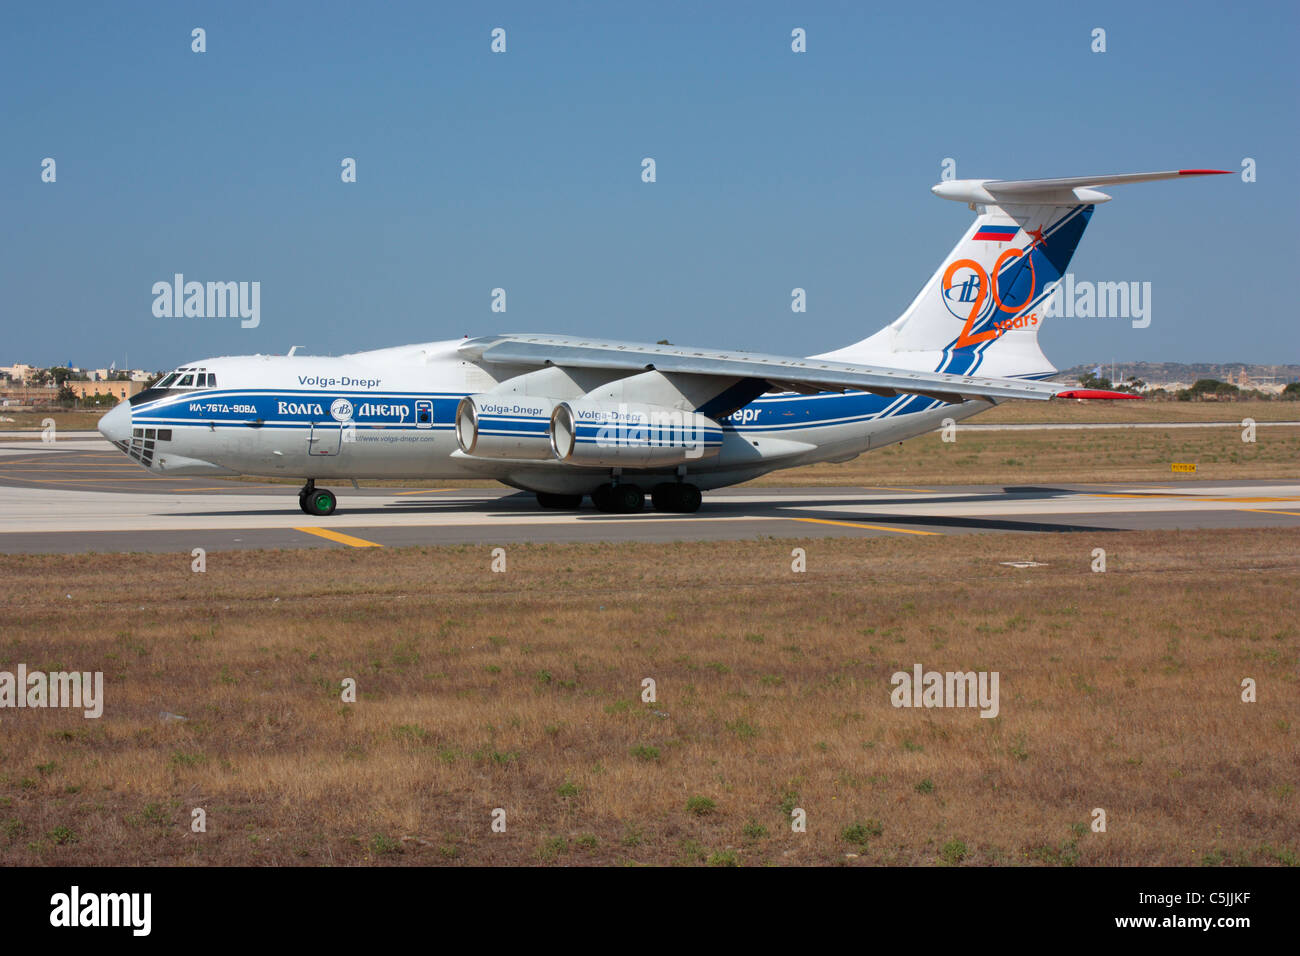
[288,346,301,356]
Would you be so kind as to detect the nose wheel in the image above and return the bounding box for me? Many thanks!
[298,480,337,516]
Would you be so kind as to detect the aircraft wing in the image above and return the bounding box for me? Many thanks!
[459,333,1126,405]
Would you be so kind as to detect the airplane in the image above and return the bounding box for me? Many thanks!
[99,168,1228,517]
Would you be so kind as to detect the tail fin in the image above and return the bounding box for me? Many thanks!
[819,169,1229,379]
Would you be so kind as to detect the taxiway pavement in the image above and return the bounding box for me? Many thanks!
[0,441,1296,553]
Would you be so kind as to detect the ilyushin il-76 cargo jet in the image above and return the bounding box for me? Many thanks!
[100,169,1226,516]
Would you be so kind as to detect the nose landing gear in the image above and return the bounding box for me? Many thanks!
[298,479,337,516]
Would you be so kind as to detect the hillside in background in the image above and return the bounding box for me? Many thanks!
[1055,362,1300,386]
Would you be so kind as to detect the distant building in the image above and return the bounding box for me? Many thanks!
[0,383,56,405]
[0,364,36,384]
[67,380,145,402]
[1,362,158,387]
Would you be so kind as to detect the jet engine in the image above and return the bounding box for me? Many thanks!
[549,400,723,467]
[455,395,561,460]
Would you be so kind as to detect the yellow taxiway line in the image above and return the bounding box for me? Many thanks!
[861,486,940,493]
[792,517,941,536]
[1088,493,1300,503]
[294,527,384,548]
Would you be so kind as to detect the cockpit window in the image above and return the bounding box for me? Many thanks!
[153,368,215,390]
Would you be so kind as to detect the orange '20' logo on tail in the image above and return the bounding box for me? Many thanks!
[941,247,1038,349]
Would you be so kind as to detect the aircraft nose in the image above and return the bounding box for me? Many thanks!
[98,400,131,445]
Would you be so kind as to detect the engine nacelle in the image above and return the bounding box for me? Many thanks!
[456,395,560,460]
[550,401,723,467]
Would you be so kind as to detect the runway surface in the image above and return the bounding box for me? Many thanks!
[0,439,1297,553]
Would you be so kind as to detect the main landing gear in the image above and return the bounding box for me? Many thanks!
[580,481,702,514]
[651,482,702,513]
[591,483,644,513]
[536,492,584,509]
[298,479,337,517]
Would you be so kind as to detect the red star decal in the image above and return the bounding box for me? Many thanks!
[1026,225,1047,250]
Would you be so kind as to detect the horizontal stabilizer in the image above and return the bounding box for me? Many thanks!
[933,169,1231,205]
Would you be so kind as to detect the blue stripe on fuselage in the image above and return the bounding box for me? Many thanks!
[131,389,461,429]
[131,386,978,439]
[719,388,938,432]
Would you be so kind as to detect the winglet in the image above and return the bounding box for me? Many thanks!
[1054,389,1143,400]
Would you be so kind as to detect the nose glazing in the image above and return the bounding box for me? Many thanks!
[98,401,131,446]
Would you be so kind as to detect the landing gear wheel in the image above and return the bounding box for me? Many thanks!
[537,492,584,509]
[651,482,702,513]
[616,484,645,513]
[304,488,337,517]
[592,484,615,512]
[592,483,644,513]
[675,484,702,513]
[298,479,316,514]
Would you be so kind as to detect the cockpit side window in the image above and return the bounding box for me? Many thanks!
[156,373,179,388]
[176,374,195,387]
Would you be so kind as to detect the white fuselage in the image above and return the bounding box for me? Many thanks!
[104,339,991,495]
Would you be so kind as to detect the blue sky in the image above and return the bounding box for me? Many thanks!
[3,0,1295,371]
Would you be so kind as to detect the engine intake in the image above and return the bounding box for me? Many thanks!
[550,401,723,467]
[456,395,561,460]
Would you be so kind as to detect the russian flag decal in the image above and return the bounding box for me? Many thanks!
[972,225,1019,241]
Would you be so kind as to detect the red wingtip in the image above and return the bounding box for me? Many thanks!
[1055,389,1143,400]
[1179,169,1232,176]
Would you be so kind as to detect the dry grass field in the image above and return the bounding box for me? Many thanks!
[971,399,1297,425]
[0,529,1296,866]
[768,423,1300,486]
[0,410,107,432]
